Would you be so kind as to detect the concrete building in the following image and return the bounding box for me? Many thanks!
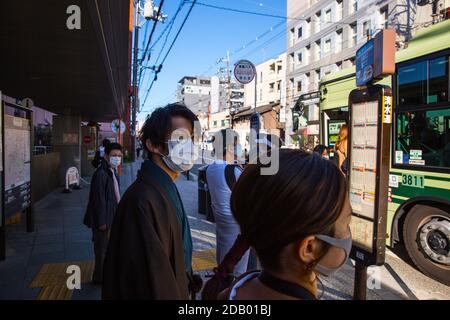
[244,53,287,111]
[176,76,212,116]
[285,0,444,149]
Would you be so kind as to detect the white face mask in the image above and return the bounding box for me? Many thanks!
[160,139,198,172]
[109,156,121,168]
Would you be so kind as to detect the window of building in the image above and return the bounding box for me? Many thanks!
[260,89,263,101]
[397,56,449,106]
[352,0,358,14]
[277,81,281,91]
[315,40,321,61]
[315,12,321,32]
[213,120,217,128]
[298,27,303,39]
[362,20,371,39]
[221,120,225,127]
[350,22,357,47]
[324,39,332,54]
[277,64,282,74]
[297,81,302,92]
[270,63,276,73]
[260,72,263,83]
[325,9,332,23]
[336,0,343,20]
[290,28,295,46]
[298,52,303,64]
[306,44,311,63]
[269,82,275,92]
[336,29,343,51]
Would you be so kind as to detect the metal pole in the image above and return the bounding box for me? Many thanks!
[226,50,231,127]
[353,261,367,300]
[131,1,140,162]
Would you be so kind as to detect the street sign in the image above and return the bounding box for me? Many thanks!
[356,29,395,87]
[111,119,126,134]
[250,112,261,134]
[20,97,34,109]
[348,85,392,267]
[355,39,375,87]
[83,136,92,144]
[234,59,256,84]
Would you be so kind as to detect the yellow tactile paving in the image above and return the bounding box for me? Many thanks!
[30,249,217,299]
[30,260,95,300]
[37,285,73,300]
[192,249,217,271]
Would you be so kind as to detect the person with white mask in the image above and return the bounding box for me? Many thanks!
[83,142,122,284]
[206,129,249,276]
[102,103,203,300]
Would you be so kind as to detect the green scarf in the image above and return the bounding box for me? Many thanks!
[140,160,193,275]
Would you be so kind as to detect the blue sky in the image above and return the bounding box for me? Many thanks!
[137,0,287,122]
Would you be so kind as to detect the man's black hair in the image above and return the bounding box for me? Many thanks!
[313,144,329,155]
[102,139,111,147]
[140,103,198,153]
[105,142,122,154]
[213,129,238,156]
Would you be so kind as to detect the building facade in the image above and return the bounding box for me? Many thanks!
[176,76,212,116]
[285,0,443,149]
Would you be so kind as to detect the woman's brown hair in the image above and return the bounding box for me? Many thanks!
[230,149,348,271]
[335,124,348,154]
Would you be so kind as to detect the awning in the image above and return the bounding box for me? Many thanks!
[0,0,132,122]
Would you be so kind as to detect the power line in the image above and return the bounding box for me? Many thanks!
[142,0,198,107]
[186,1,358,26]
[138,1,185,89]
[138,0,166,80]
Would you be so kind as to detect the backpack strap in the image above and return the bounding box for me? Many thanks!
[224,164,242,191]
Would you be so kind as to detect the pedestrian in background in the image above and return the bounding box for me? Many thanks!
[83,142,122,284]
[313,144,330,160]
[334,124,348,175]
[102,103,202,299]
[217,150,352,300]
[91,139,111,168]
[206,129,249,276]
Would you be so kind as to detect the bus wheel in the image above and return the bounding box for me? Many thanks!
[403,204,450,285]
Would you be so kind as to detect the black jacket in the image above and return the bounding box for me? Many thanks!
[102,168,189,299]
[83,161,120,229]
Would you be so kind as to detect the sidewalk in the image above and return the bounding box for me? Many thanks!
[0,161,409,300]
[0,161,142,300]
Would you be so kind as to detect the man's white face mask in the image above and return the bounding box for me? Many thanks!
[160,139,198,173]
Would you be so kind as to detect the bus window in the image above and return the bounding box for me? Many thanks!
[398,55,449,107]
[398,61,427,106]
[429,57,449,103]
[394,108,450,169]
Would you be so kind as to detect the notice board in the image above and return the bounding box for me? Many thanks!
[3,114,32,218]
[348,85,392,266]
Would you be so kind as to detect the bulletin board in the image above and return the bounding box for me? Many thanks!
[348,85,392,266]
[3,103,32,219]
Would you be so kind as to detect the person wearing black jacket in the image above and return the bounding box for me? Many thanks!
[91,139,111,168]
[83,142,122,284]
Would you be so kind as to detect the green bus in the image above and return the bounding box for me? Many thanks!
[319,19,450,285]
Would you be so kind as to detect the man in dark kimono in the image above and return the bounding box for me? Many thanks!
[102,103,201,299]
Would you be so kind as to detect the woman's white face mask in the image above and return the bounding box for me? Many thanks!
[160,139,198,172]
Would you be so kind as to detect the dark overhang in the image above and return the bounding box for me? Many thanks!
[0,0,131,122]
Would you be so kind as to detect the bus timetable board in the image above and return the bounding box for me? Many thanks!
[348,85,392,266]
[2,103,32,220]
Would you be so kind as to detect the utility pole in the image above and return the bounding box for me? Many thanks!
[131,0,166,161]
[131,0,140,162]
[226,50,233,128]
